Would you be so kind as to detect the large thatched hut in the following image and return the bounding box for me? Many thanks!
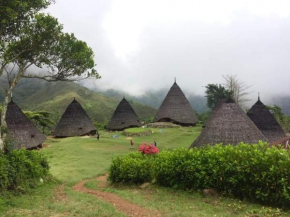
[53,98,97,137]
[203,98,226,128]
[107,98,141,131]
[3,100,46,150]
[247,97,286,142]
[190,98,268,148]
[154,81,198,126]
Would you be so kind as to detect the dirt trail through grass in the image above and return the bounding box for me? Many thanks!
[73,174,161,217]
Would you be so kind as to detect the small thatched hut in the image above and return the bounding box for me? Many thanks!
[54,98,97,137]
[107,98,141,131]
[190,98,268,148]
[247,97,286,142]
[3,100,46,150]
[154,81,198,126]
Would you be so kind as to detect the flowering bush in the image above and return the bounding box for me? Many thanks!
[138,143,159,155]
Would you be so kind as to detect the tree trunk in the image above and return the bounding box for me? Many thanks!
[0,89,11,153]
[0,68,22,153]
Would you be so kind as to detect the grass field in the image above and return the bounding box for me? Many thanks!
[1,126,289,217]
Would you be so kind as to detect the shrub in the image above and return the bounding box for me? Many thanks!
[0,149,50,192]
[109,142,290,208]
[109,152,154,184]
[138,143,159,155]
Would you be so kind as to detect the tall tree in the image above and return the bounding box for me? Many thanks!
[0,2,100,152]
[205,84,231,109]
[223,74,251,107]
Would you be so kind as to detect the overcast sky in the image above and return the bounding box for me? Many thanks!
[46,0,290,105]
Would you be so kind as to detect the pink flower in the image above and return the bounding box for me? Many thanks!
[138,142,159,155]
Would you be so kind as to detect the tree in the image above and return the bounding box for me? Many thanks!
[223,74,251,107]
[0,1,100,152]
[205,84,231,109]
[267,105,290,133]
[24,111,54,134]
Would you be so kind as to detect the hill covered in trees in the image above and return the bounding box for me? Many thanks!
[0,78,157,125]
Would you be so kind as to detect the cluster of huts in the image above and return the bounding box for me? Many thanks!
[2,81,289,150]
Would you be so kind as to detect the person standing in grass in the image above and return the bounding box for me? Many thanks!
[130,140,134,149]
[154,140,157,147]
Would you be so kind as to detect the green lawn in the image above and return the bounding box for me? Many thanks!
[1,126,289,217]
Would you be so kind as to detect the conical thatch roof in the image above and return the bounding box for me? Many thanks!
[190,98,268,148]
[53,98,97,137]
[203,98,226,128]
[154,82,198,126]
[4,100,46,150]
[107,98,141,131]
[247,97,286,142]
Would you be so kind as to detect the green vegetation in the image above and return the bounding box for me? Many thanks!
[110,143,290,208]
[0,149,49,191]
[0,80,157,125]
[268,105,290,133]
[1,127,290,216]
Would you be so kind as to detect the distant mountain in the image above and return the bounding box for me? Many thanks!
[100,88,209,113]
[0,79,157,125]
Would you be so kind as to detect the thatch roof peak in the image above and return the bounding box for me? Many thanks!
[154,82,198,126]
[107,98,141,131]
[247,98,286,142]
[53,98,97,137]
[190,100,267,148]
[3,100,46,150]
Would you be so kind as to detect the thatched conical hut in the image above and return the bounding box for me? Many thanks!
[107,98,141,131]
[3,100,46,150]
[154,82,198,126]
[203,98,226,128]
[247,97,286,142]
[190,98,268,148]
[53,98,97,137]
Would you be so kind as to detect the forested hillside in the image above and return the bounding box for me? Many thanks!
[0,79,157,125]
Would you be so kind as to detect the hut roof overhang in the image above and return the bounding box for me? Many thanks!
[53,98,97,137]
[190,99,268,148]
[107,98,141,131]
[247,97,286,142]
[3,100,46,150]
[154,82,198,126]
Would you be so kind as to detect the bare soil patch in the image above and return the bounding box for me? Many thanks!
[73,174,161,217]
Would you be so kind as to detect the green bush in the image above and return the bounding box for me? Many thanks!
[109,142,290,208]
[109,152,154,184]
[0,149,50,192]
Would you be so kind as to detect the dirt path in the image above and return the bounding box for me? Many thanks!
[73,174,161,217]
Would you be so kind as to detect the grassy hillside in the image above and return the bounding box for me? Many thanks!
[1,127,288,217]
[18,81,156,124]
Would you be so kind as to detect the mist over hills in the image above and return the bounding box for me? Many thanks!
[1,77,290,123]
[0,78,156,124]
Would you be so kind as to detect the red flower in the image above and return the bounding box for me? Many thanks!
[138,142,159,155]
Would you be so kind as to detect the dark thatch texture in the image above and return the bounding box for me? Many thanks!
[190,99,268,148]
[107,98,141,131]
[4,100,46,150]
[247,97,286,143]
[54,98,97,137]
[154,82,198,126]
[203,98,226,128]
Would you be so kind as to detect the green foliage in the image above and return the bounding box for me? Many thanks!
[109,152,154,184]
[205,84,231,109]
[0,149,50,192]
[196,111,210,124]
[24,110,53,134]
[110,143,290,208]
[267,105,290,132]
[93,121,107,130]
